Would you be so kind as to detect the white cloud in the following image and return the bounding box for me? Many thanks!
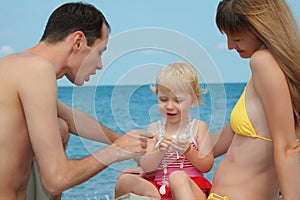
[0,45,14,56]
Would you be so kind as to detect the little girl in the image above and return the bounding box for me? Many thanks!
[114,62,214,200]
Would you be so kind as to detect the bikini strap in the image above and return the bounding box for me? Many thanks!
[157,120,165,139]
[208,193,230,200]
[189,119,199,149]
[255,135,272,142]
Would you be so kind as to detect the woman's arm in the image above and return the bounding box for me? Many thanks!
[251,50,300,200]
[211,123,235,158]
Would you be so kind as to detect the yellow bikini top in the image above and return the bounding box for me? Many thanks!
[230,85,272,142]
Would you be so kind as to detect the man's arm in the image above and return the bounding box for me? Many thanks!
[19,61,149,195]
[57,100,119,144]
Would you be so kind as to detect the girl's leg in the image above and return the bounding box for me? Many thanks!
[58,118,70,149]
[114,174,161,200]
[169,171,206,200]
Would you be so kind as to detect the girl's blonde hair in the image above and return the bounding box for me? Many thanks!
[216,0,300,132]
[151,62,204,105]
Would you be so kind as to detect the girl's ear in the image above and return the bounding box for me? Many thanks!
[190,96,198,108]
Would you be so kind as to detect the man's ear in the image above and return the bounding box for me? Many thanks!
[72,31,85,50]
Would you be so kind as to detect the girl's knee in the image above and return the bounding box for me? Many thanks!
[169,171,188,181]
[169,171,189,187]
[115,174,130,194]
[116,174,138,188]
[57,118,70,148]
[115,174,143,198]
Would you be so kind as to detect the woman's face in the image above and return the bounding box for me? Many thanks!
[226,30,264,58]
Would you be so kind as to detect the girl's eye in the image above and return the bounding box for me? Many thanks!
[175,99,183,103]
[159,98,168,102]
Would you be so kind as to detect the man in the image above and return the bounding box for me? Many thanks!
[0,2,151,200]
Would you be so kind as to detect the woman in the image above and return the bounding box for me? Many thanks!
[210,0,300,199]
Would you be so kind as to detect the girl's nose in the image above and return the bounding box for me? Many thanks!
[165,101,174,109]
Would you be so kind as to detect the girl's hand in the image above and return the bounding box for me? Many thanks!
[155,136,172,152]
[169,138,191,153]
[159,137,172,151]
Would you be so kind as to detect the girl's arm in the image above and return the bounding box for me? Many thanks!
[251,50,300,200]
[184,121,214,173]
[139,123,166,172]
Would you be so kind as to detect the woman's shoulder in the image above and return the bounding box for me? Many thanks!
[250,49,282,78]
[250,49,277,69]
[251,48,272,58]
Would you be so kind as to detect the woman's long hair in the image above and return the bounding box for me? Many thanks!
[216,0,300,133]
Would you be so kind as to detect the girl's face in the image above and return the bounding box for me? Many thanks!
[157,87,196,125]
[226,30,264,58]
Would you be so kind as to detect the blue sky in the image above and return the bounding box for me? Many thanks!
[1,0,300,86]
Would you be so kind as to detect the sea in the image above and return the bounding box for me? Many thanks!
[59,83,246,200]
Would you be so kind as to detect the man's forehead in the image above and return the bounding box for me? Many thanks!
[101,23,109,39]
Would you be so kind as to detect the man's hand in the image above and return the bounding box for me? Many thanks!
[110,130,154,162]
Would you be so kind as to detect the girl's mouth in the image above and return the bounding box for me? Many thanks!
[167,113,177,117]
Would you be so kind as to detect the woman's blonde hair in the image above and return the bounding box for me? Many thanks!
[151,62,204,106]
[216,0,300,132]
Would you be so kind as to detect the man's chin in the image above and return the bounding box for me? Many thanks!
[74,80,85,86]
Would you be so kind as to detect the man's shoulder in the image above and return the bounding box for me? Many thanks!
[20,53,54,71]
[0,53,54,73]
[0,53,57,91]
